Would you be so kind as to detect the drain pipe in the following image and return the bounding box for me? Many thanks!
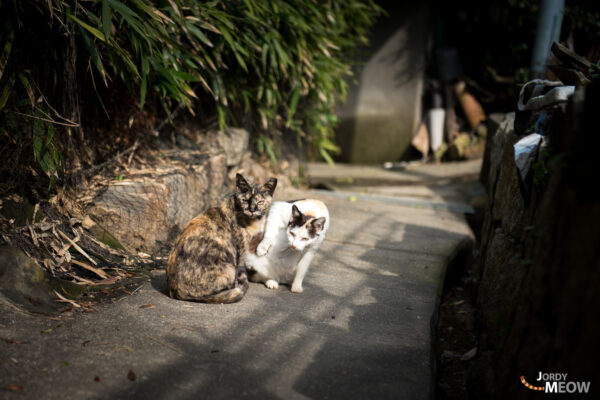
[530,0,565,79]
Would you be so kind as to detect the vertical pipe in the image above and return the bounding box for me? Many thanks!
[530,0,565,79]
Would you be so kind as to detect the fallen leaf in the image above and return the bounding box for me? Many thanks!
[1,337,29,345]
[53,290,81,308]
[139,304,154,309]
[94,376,101,382]
[61,361,69,366]
[95,276,121,285]
[461,346,478,361]
[348,195,358,202]
[41,328,52,334]
[5,383,23,391]
[127,370,136,381]
[452,300,465,306]
[123,290,132,295]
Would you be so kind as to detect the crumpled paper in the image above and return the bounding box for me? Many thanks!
[518,79,575,111]
[514,133,544,181]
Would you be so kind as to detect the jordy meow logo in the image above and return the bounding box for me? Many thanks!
[521,372,591,394]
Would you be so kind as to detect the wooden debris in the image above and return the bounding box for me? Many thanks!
[27,225,39,247]
[94,276,121,285]
[147,335,182,354]
[53,290,81,308]
[551,41,598,73]
[66,273,96,285]
[71,259,108,280]
[57,229,98,266]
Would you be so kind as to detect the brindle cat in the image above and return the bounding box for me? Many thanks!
[166,174,277,303]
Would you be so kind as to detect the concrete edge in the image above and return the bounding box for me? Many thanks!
[428,235,475,400]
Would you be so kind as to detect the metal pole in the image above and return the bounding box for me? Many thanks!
[530,0,565,79]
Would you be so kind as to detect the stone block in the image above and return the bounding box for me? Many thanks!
[86,151,227,255]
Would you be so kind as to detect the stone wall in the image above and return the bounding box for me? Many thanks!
[83,123,252,256]
[470,83,600,398]
[86,151,228,255]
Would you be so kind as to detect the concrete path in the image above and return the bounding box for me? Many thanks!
[0,162,477,399]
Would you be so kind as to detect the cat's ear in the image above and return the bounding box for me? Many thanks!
[311,217,326,232]
[290,204,302,225]
[262,177,277,196]
[236,173,251,193]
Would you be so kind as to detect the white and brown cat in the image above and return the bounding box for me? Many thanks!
[245,199,329,293]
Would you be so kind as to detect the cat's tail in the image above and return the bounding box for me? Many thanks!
[197,268,249,304]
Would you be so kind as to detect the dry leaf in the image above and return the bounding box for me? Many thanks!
[94,376,101,382]
[95,276,121,285]
[71,259,108,279]
[127,370,136,381]
[139,304,154,309]
[5,383,23,391]
[1,338,29,345]
[461,346,478,361]
[54,290,81,308]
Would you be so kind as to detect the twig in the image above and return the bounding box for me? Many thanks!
[87,59,110,120]
[54,290,81,308]
[71,259,108,280]
[76,144,139,178]
[28,74,79,125]
[66,272,97,285]
[9,111,80,127]
[28,225,39,247]
[130,283,145,296]
[147,335,182,354]
[152,102,187,137]
[57,229,98,266]
[127,140,139,166]
[172,324,195,332]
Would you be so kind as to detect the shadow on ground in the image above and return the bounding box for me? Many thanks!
[94,216,467,399]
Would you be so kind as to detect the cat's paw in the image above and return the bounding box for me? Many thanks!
[256,240,272,256]
[265,280,279,289]
[291,284,303,293]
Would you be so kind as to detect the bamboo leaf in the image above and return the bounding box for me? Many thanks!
[69,15,107,42]
[286,83,301,127]
[77,26,108,86]
[102,0,111,40]
[263,136,277,164]
[217,104,226,132]
[140,74,147,109]
[319,147,335,166]
[18,73,35,108]
[0,75,15,111]
[186,23,213,47]
[0,30,14,81]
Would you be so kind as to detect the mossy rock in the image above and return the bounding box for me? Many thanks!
[0,245,85,313]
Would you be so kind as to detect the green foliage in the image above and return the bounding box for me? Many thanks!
[0,0,381,177]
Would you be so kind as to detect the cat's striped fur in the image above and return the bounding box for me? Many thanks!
[166,174,277,303]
